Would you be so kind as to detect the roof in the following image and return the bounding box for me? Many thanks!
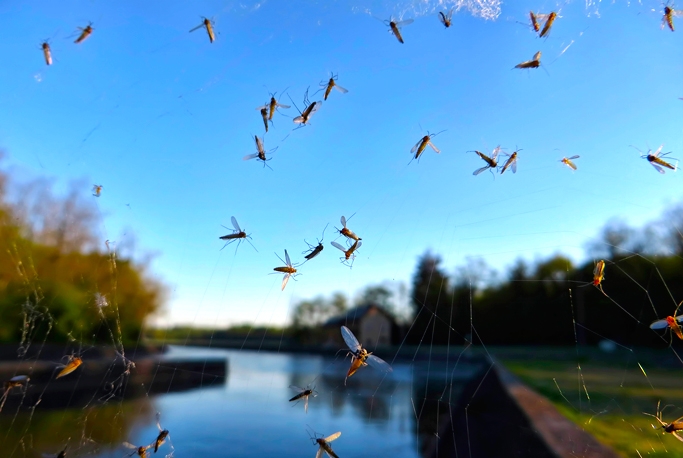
[323,303,395,328]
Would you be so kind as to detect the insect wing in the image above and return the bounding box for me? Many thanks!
[650,318,670,330]
[366,354,393,373]
[331,241,347,253]
[284,249,292,267]
[532,51,541,61]
[9,375,28,384]
[255,135,265,152]
[428,140,441,153]
[231,216,241,232]
[340,215,347,228]
[189,22,205,33]
[315,447,324,458]
[281,273,291,291]
[511,158,517,173]
[334,84,348,94]
[473,166,490,176]
[243,153,260,161]
[293,115,305,124]
[410,139,424,154]
[396,19,414,27]
[56,357,82,378]
[650,162,666,174]
[276,102,290,109]
[324,432,341,443]
[308,101,322,117]
[341,325,362,353]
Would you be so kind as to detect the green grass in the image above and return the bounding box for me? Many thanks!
[492,346,683,457]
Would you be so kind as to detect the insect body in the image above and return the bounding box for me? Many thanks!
[529,11,541,32]
[289,385,317,413]
[123,443,150,457]
[219,216,257,252]
[74,23,93,44]
[190,18,215,43]
[331,240,361,266]
[386,18,414,43]
[303,224,328,262]
[472,146,501,176]
[293,101,322,125]
[258,105,269,132]
[560,155,580,171]
[515,51,541,69]
[439,9,454,28]
[257,93,290,121]
[322,75,348,101]
[539,12,557,37]
[651,315,683,340]
[42,42,52,65]
[336,215,361,242]
[593,260,606,292]
[645,402,683,442]
[642,145,677,174]
[56,356,82,379]
[243,135,273,168]
[273,249,298,291]
[92,184,103,197]
[152,412,169,453]
[500,150,519,174]
[411,134,442,161]
[663,6,682,31]
[341,325,392,384]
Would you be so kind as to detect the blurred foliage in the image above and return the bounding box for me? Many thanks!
[0,159,165,345]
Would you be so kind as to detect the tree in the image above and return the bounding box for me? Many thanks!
[407,251,452,345]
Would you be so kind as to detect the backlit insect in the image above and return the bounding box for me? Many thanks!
[560,155,580,171]
[515,51,541,69]
[56,355,82,379]
[220,216,257,252]
[593,260,606,293]
[273,249,298,291]
[310,430,342,458]
[189,17,215,43]
[341,325,392,384]
[411,131,444,161]
[500,150,520,174]
[529,11,541,32]
[152,412,170,453]
[289,385,317,413]
[41,41,52,66]
[385,17,414,44]
[331,239,361,267]
[257,105,269,132]
[336,215,361,242]
[641,145,678,174]
[471,146,502,176]
[439,8,454,28]
[539,12,557,37]
[321,74,348,101]
[123,442,150,458]
[650,315,683,340]
[644,401,683,442]
[243,135,274,169]
[92,184,103,197]
[303,224,328,262]
[663,5,682,31]
[74,23,93,44]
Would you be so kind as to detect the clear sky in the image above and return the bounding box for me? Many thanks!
[0,0,681,328]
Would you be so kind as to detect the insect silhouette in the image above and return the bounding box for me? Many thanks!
[219,216,258,252]
[289,385,317,413]
[529,11,541,32]
[331,239,361,267]
[92,184,103,197]
[471,146,502,176]
[290,89,322,126]
[663,5,682,31]
[439,8,454,28]
[243,135,275,169]
[539,12,557,37]
[560,155,580,171]
[515,51,541,69]
[74,23,93,44]
[385,17,414,43]
[411,131,444,162]
[189,17,215,43]
[257,105,270,132]
[303,224,328,262]
[272,249,298,291]
[41,41,53,65]
[336,215,361,242]
[152,412,170,453]
[341,325,392,384]
[500,149,520,174]
[56,355,82,379]
[310,430,342,458]
[644,401,683,442]
[321,74,348,101]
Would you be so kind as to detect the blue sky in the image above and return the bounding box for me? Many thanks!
[0,0,681,327]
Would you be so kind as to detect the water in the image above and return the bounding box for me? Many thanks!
[4,346,483,457]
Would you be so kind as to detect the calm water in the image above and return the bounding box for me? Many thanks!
[5,346,482,458]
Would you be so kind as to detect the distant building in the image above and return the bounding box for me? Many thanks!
[323,304,397,349]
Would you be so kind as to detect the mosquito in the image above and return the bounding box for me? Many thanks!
[560,155,580,171]
[151,412,170,453]
[303,224,328,262]
[292,90,322,126]
[336,215,361,242]
[500,149,520,174]
[41,41,53,65]
[439,8,454,28]
[74,23,93,44]
[219,216,257,252]
[644,401,683,442]
[273,249,298,291]
[56,355,82,379]
[310,430,342,458]
[92,184,103,197]
[190,17,215,43]
[257,91,291,121]
[539,12,557,37]
[4,375,29,393]
[341,325,392,384]
[331,239,361,267]
[123,442,151,458]
[515,51,541,69]
[640,145,678,174]
[663,5,682,31]
[243,135,275,169]
[321,74,348,101]
[471,146,502,176]
[289,385,317,413]
[385,17,414,44]
[651,315,683,340]
[411,130,444,162]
